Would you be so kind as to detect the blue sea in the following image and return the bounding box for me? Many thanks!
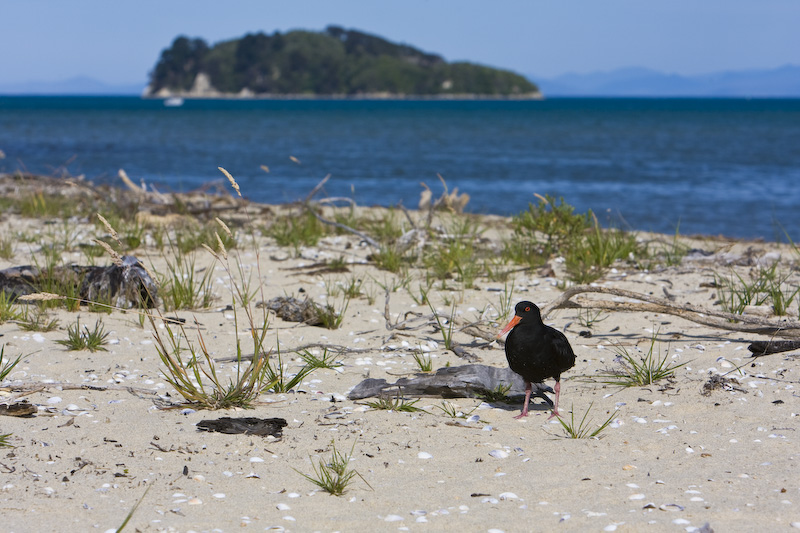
[1,96,799,241]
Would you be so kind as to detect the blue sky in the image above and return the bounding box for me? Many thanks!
[2,0,798,85]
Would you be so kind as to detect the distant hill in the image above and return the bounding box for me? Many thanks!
[533,65,800,97]
[0,76,145,96]
[144,26,540,98]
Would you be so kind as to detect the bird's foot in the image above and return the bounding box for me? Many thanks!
[547,410,562,420]
[513,411,529,420]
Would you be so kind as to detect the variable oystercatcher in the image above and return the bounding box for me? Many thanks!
[498,301,576,419]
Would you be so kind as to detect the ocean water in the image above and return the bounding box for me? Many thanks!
[1,96,799,241]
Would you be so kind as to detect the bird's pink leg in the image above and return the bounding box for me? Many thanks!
[514,382,532,419]
[547,380,562,420]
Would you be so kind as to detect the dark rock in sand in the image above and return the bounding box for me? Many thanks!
[258,296,323,325]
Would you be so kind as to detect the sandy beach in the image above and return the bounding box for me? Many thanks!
[1,178,799,532]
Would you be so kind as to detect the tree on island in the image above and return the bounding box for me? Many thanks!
[146,26,539,97]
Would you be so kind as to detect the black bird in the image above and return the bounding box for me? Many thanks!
[498,301,576,419]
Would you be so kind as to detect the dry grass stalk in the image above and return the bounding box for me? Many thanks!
[92,238,123,266]
[214,232,228,260]
[96,213,122,248]
[215,217,232,237]
[17,292,64,302]
[218,167,241,197]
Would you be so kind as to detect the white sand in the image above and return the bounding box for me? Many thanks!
[0,209,798,533]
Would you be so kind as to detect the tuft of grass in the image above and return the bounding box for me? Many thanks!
[428,300,457,351]
[372,244,408,273]
[565,216,641,283]
[436,400,477,420]
[365,395,423,412]
[412,351,433,372]
[504,194,591,267]
[159,253,215,311]
[556,402,616,439]
[495,281,515,322]
[153,313,277,409]
[423,216,484,288]
[265,350,314,393]
[56,317,110,352]
[576,309,607,330]
[0,345,22,381]
[715,264,799,317]
[18,306,60,332]
[315,295,350,330]
[0,293,22,324]
[596,330,688,387]
[654,221,690,267]
[0,433,13,448]
[295,440,362,496]
[298,348,343,370]
[0,235,13,260]
[268,210,328,252]
[477,383,512,403]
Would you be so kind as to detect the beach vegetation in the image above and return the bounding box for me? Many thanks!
[152,311,276,409]
[576,308,608,330]
[17,306,60,332]
[412,351,434,372]
[556,403,616,439]
[428,300,457,350]
[295,439,365,496]
[436,400,478,420]
[565,216,641,283]
[152,168,279,409]
[56,317,110,352]
[650,222,691,267]
[268,210,328,253]
[714,264,800,317]
[477,383,512,403]
[0,293,22,324]
[0,235,13,260]
[507,194,591,265]
[158,253,215,311]
[0,345,22,382]
[595,329,688,387]
[371,244,410,273]
[364,395,423,412]
[264,350,314,393]
[298,347,343,370]
[423,215,484,288]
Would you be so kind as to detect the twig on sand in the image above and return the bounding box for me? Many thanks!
[542,284,800,339]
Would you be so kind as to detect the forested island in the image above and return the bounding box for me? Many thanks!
[144,26,540,99]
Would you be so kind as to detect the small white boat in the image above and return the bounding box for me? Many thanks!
[163,97,184,107]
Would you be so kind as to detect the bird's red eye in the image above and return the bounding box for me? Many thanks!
[524,306,531,312]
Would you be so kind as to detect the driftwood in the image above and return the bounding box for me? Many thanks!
[748,340,800,356]
[196,417,287,438]
[0,255,157,309]
[542,284,800,339]
[382,289,484,362]
[348,364,554,408]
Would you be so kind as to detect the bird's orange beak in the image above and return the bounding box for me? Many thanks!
[497,315,521,338]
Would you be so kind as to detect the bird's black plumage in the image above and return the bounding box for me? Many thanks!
[499,301,576,418]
